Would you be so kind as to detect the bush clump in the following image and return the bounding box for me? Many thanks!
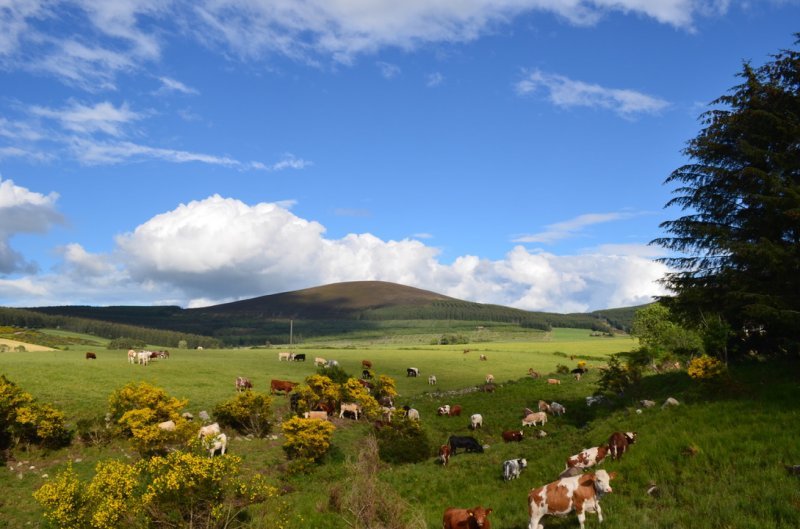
[213,391,273,437]
[375,418,433,464]
[281,416,336,473]
[687,354,727,380]
[0,375,71,451]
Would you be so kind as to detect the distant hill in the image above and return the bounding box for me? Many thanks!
[21,281,643,346]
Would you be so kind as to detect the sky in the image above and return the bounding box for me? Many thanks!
[0,1,797,313]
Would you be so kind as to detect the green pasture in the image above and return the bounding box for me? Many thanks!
[2,329,799,529]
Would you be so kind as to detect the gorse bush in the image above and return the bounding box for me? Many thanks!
[0,375,71,451]
[596,354,642,396]
[375,418,432,465]
[281,416,336,473]
[213,391,273,437]
[34,452,276,529]
[687,354,727,380]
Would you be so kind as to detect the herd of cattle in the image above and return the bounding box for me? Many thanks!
[109,347,670,528]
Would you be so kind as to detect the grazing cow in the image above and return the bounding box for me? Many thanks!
[448,435,484,454]
[503,458,528,481]
[405,407,420,421]
[182,412,194,421]
[407,367,420,377]
[159,350,170,359]
[538,400,551,413]
[502,430,524,443]
[528,368,540,379]
[482,384,496,393]
[381,406,395,422]
[485,374,494,384]
[585,395,606,407]
[438,405,451,416]
[527,470,616,529]
[470,414,483,430]
[362,369,373,380]
[85,352,96,359]
[574,373,582,381]
[534,430,548,439]
[463,349,470,354]
[608,432,637,460]
[137,351,150,366]
[379,396,394,407]
[127,349,137,364]
[662,397,680,409]
[546,378,561,385]
[362,360,372,369]
[325,359,339,368]
[293,353,306,362]
[522,412,547,427]
[479,354,487,361]
[443,506,493,529]
[235,377,252,392]
[157,420,176,432]
[439,444,451,466]
[640,399,656,408]
[566,445,610,470]
[205,432,228,457]
[149,351,160,360]
[571,367,588,375]
[198,422,221,439]
[303,411,328,420]
[428,375,437,385]
[550,402,566,416]
[339,402,361,420]
[314,357,326,366]
[270,379,298,395]
[449,405,462,417]
[278,351,293,361]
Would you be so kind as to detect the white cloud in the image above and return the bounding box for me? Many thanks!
[516,69,670,118]
[156,76,199,95]
[31,101,142,136]
[426,72,444,87]
[0,176,63,274]
[376,61,401,79]
[514,212,636,244]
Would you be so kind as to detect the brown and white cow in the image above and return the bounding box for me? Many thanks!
[85,352,96,359]
[565,445,610,470]
[235,377,252,392]
[608,432,637,460]
[439,444,452,466]
[502,430,524,442]
[443,506,493,529]
[527,470,616,529]
[270,379,298,395]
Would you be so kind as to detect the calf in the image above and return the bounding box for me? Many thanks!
[428,375,437,385]
[566,445,610,470]
[303,411,328,420]
[235,376,252,392]
[443,506,493,529]
[522,412,547,427]
[407,367,419,377]
[205,432,228,457]
[502,430,524,443]
[527,470,616,529]
[608,431,637,460]
[339,402,361,420]
[549,402,566,416]
[448,435,483,454]
[439,444,451,466]
[470,413,483,430]
[503,458,528,481]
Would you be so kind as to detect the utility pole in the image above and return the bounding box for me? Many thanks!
[289,319,293,346]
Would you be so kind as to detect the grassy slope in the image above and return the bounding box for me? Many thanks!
[1,329,798,529]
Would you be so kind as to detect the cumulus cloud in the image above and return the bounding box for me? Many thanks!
[106,195,667,311]
[516,69,670,118]
[0,176,64,274]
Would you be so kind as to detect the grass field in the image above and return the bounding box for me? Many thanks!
[1,328,799,529]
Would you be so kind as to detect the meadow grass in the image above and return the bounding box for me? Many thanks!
[1,329,799,529]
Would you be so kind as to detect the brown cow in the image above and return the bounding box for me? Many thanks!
[502,430,524,442]
[528,470,616,529]
[443,506,493,529]
[546,378,561,385]
[439,444,452,466]
[270,379,298,395]
[449,405,462,417]
[361,359,372,369]
[608,431,637,460]
[85,352,96,359]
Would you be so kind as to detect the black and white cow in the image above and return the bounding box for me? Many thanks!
[502,458,528,481]
[407,367,420,377]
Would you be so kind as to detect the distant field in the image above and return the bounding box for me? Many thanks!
[0,338,54,352]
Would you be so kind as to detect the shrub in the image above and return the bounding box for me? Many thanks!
[596,354,642,396]
[76,417,113,447]
[106,338,146,350]
[318,364,351,384]
[373,375,398,403]
[33,464,90,529]
[0,375,71,450]
[375,418,433,465]
[295,375,340,413]
[213,391,273,437]
[281,416,336,470]
[340,379,380,420]
[555,364,570,374]
[687,354,727,380]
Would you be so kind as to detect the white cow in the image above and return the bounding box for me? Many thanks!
[198,422,221,439]
[127,349,137,364]
[205,433,227,457]
[406,408,420,421]
[278,351,293,361]
[303,411,328,420]
[157,420,176,432]
[485,374,494,384]
[136,351,150,366]
[470,413,483,429]
[522,412,547,427]
[428,375,437,385]
[314,357,326,366]
[339,403,361,420]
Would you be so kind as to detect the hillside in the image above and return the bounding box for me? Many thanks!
[23,281,632,346]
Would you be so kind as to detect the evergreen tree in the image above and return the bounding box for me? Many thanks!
[653,36,800,356]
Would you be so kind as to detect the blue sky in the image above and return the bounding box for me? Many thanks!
[0,1,797,312]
